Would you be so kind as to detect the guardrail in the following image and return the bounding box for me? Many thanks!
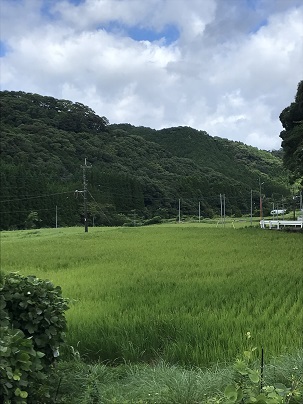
[260,220,303,229]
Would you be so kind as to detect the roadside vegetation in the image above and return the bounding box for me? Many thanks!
[49,348,303,403]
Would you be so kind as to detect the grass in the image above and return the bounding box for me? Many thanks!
[51,358,233,403]
[1,224,302,367]
[50,349,303,403]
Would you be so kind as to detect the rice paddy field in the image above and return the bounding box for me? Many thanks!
[1,223,302,368]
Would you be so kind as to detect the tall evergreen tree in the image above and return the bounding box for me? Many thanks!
[279,81,303,184]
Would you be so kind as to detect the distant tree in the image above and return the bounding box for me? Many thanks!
[25,211,41,229]
[270,149,283,159]
[279,81,303,184]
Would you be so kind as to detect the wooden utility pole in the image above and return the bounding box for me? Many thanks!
[79,158,92,232]
[259,178,264,222]
[250,190,253,226]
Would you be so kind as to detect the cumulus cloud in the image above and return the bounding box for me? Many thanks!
[1,0,303,150]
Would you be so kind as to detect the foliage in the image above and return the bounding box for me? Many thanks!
[28,349,303,403]
[0,327,47,404]
[0,272,69,403]
[222,333,303,403]
[0,91,291,230]
[143,215,163,225]
[1,273,69,366]
[24,211,41,229]
[280,81,303,184]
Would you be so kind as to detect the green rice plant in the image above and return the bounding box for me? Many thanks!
[1,225,302,367]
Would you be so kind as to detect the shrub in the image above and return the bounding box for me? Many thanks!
[1,273,69,366]
[0,327,46,403]
[0,273,69,403]
[144,215,163,225]
[220,333,303,404]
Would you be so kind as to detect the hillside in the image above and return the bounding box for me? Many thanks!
[111,123,287,193]
[0,91,290,230]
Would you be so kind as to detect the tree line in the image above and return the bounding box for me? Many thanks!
[0,87,300,230]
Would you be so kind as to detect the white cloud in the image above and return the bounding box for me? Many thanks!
[1,0,303,150]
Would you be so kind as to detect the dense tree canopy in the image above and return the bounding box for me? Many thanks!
[0,91,291,230]
[279,81,303,184]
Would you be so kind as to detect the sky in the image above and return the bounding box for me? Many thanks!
[1,0,303,150]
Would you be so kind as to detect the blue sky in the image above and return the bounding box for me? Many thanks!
[1,0,303,150]
[0,41,8,57]
[120,23,179,44]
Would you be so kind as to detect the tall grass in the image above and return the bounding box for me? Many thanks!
[50,349,303,403]
[1,224,302,366]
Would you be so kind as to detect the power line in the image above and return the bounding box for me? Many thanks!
[0,185,288,205]
[0,191,74,203]
[0,208,54,214]
[87,190,113,225]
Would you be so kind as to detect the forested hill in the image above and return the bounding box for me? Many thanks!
[0,91,290,230]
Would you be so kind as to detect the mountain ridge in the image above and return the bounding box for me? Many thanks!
[0,90,290,229]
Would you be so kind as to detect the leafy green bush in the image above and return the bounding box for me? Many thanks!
[221,333,303,404]
[0,327,46,403]
[1,273,69,366]
[0,272,69,403]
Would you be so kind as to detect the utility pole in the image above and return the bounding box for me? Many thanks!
[220,194,226,226]
[76,158,92,232]
[198,201,201,223]
[250,190,253,226]
[292,188,296,221]
[178,199,181,223]
[259,178,264,223]
[220,194,223,225]
[223,194,226,227]
[55,205,58,228]
[82,158,92,232]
